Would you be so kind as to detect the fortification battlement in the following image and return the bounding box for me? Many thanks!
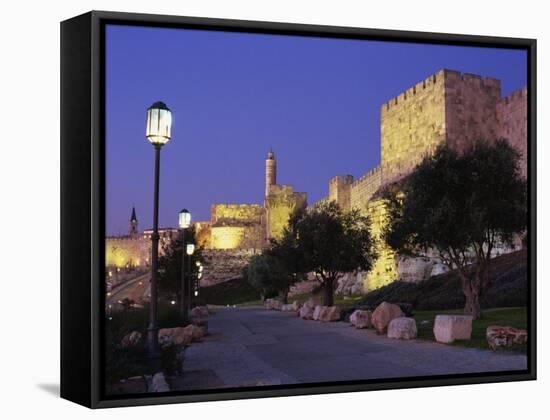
[381,69,502,114]
[329,174,354,186]
[211,203,262,211]
[268,184,298,195]
[351,165,382,188]
[210,203,263,224]
[499,86,528,106]
[106,235,139,241]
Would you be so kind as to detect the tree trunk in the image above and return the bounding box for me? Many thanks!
[323,278,334,307]
[279,289,289,304]
[463,276,482,320]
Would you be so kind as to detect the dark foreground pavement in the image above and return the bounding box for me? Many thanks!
[170,306,527,390]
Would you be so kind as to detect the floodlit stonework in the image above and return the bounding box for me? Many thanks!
[105,207,178,269]
[196,150,307,250]
[316,69,527,291]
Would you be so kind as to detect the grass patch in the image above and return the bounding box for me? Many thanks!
[414,307,527,353]
[200,277,261,305]
[235,300,263,307]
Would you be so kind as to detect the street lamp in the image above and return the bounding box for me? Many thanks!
[179,208,192,324]
[186,241,196,309]
[179,208,191,229]
[145,101,172,360]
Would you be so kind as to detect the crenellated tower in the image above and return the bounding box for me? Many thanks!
[265,148,277,197]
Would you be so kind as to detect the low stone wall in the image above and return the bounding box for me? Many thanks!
[201,249,258,287]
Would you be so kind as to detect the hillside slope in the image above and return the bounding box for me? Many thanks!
[357,249,528,311]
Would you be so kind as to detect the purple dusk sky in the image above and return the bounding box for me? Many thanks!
[105,24,527,236]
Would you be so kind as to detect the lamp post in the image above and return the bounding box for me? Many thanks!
[179,209,191,324]
[196,262,203,306]
[145,101,172,359]
[186,242,196,309]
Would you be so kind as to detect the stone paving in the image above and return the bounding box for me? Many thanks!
[170,307,527,391]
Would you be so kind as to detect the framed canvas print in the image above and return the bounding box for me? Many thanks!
[60,11,536,408]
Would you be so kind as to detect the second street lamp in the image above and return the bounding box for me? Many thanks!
[145,101,172,360]
[179,209,191,324]
[186,242,196,309]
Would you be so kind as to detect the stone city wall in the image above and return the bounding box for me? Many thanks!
[496,86,528,178]
[328,175,354,212]
[106,237,148,268]
[380,70,447,184]
[350,165,383,214]
[364,198,398,290]
[210,203,263,225]
[265,185,307,241]
[200,249,259,287]
[444,70,502,154]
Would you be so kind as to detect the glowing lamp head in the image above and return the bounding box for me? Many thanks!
[186,243,196,256]
[146,101,172,146]
[179,208,191,229]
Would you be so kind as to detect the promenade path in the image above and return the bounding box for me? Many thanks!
[171,306,527,390]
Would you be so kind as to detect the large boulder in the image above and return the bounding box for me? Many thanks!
[264,299,283,310]
[387,317,417,339]
[158,324,204,347]
[319,306,341,322]
[336,271,366,295]
[120,331,142,348]
[396,256,435,283]
[486,325,528,350]
[312,305,325,321]
[149,372,170,392]
[158,327,192,347]
[184,324,204,341]
[349,310,372,329]
[299,304,315,320]
[433,315,473,343]
[371,302,404,334]
[190,306,209,318]
[306,296,322,308]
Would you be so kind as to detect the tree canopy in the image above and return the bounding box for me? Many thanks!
[294,201,377,306]
[383,139,527,318]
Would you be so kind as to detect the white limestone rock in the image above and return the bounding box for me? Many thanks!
[349,310,372,329]
[387,317,417,339]
[371,302,405,334]
[433,314,473,344]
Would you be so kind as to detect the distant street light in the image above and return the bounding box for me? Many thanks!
[145,101,172,361]
[179,209,192,324]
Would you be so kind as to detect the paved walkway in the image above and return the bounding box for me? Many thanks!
[170,307,527,390]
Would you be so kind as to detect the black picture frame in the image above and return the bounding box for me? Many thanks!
[60,10,537,409]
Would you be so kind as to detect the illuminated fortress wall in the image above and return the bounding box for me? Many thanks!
[265,184,307,241]
[105,237,146,269]
[317,69,528,291]
[350,166,382,213]
[380,71,447,184]
[209,204,265,250]
[496,87,528,178]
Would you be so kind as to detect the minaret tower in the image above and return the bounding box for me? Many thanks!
[129,206,138,238]
[265,148,276,197]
